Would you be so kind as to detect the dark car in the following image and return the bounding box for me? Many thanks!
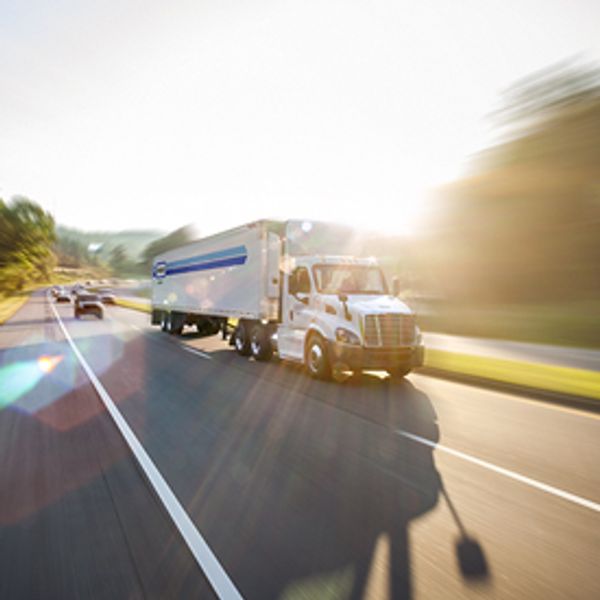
[74,294,104,319]
[99,289,116,304]
[55,288,71,303]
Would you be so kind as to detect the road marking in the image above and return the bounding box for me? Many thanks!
[50,301,243,600]
[183,346,213,360]
[397,429,600,513]
[130,324,142,332]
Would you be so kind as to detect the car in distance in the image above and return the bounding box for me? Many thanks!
[71,283,84,297]
[74,293,104,319]
[99,289,116,304]
[55,288,71,303]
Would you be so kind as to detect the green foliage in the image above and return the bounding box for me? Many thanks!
[56,225,164,262]
[0,197,56,294]
[54,235,95,268]
[107,244,139,276]
[421,60,600,307]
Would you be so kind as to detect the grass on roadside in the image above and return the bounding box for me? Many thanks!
[115,297,151,313]
[0,292,30,325]
[424,348,600,401]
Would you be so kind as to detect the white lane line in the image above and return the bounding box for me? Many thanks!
[183,346,213,360]
[130,324,142,332]
[50,301,243,600]
[397,429,600,514]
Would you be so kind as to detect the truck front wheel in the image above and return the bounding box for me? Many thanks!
[233,322,252,356]
[305,335,331,380]
[250,324,272,361]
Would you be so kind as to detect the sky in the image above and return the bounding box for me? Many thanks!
[1,0,600,237]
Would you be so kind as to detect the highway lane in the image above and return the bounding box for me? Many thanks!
[0,292,216,599]
[44,297,600,598]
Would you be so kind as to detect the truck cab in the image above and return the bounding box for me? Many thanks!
[276,255,424,379]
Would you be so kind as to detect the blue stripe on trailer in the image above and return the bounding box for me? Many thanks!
[168,245,247,269]
[165,254,247,276]
[153,245,248,278]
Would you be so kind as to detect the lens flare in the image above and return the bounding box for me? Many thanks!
[0,354,64,409]
[38,355,63,374]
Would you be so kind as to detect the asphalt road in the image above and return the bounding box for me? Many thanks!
[1,291,599,599]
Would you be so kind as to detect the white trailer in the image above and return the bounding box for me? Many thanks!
[151,220,424,379]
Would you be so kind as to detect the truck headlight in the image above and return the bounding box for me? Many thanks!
[335,328,361,345]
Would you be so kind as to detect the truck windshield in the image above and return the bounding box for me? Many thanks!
[313,265,388,295]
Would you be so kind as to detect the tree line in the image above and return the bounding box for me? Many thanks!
[0,194,194,294]
[0,197,56,293]
[410,58,600,305]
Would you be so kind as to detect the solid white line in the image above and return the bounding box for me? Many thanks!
[183,346,213,360]
[50,301,243,600]
[397,429,600,513]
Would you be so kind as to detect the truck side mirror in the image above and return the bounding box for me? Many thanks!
[392,276,400,297]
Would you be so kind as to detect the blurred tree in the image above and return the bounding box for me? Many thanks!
[109,244,129,274]
[0,196,56,292]
[423,59,600,305]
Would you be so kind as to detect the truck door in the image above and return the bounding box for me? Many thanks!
[277,266,313,361]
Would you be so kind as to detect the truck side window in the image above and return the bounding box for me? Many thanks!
[290,268,311,295]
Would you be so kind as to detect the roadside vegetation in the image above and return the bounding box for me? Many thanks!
[375,59,600,348]
[424,349,600,402]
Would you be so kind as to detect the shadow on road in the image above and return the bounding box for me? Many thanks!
[127,332,492,598]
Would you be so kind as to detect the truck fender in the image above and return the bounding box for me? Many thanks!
[305,324,329,348]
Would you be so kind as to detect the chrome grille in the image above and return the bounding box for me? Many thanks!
[364,314,416,347]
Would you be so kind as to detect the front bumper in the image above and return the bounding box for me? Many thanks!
[328,342,425,371]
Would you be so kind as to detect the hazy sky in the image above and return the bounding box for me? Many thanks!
[2,0,600,236]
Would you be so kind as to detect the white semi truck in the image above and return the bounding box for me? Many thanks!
[151,220,424,379]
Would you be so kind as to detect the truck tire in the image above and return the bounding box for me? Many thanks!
[305,335,331,380]
[250,324,272,361]
[233,322,252,356]
[169,312,184,336]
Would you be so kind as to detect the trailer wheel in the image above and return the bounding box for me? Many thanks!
[233,323,252,356]
[305,334,331,380]
[169,312,184,336]
[250,324,273,361]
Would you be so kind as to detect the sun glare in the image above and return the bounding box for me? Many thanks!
[37,355,63,374]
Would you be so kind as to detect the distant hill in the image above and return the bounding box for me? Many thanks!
[56,226,165,261]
